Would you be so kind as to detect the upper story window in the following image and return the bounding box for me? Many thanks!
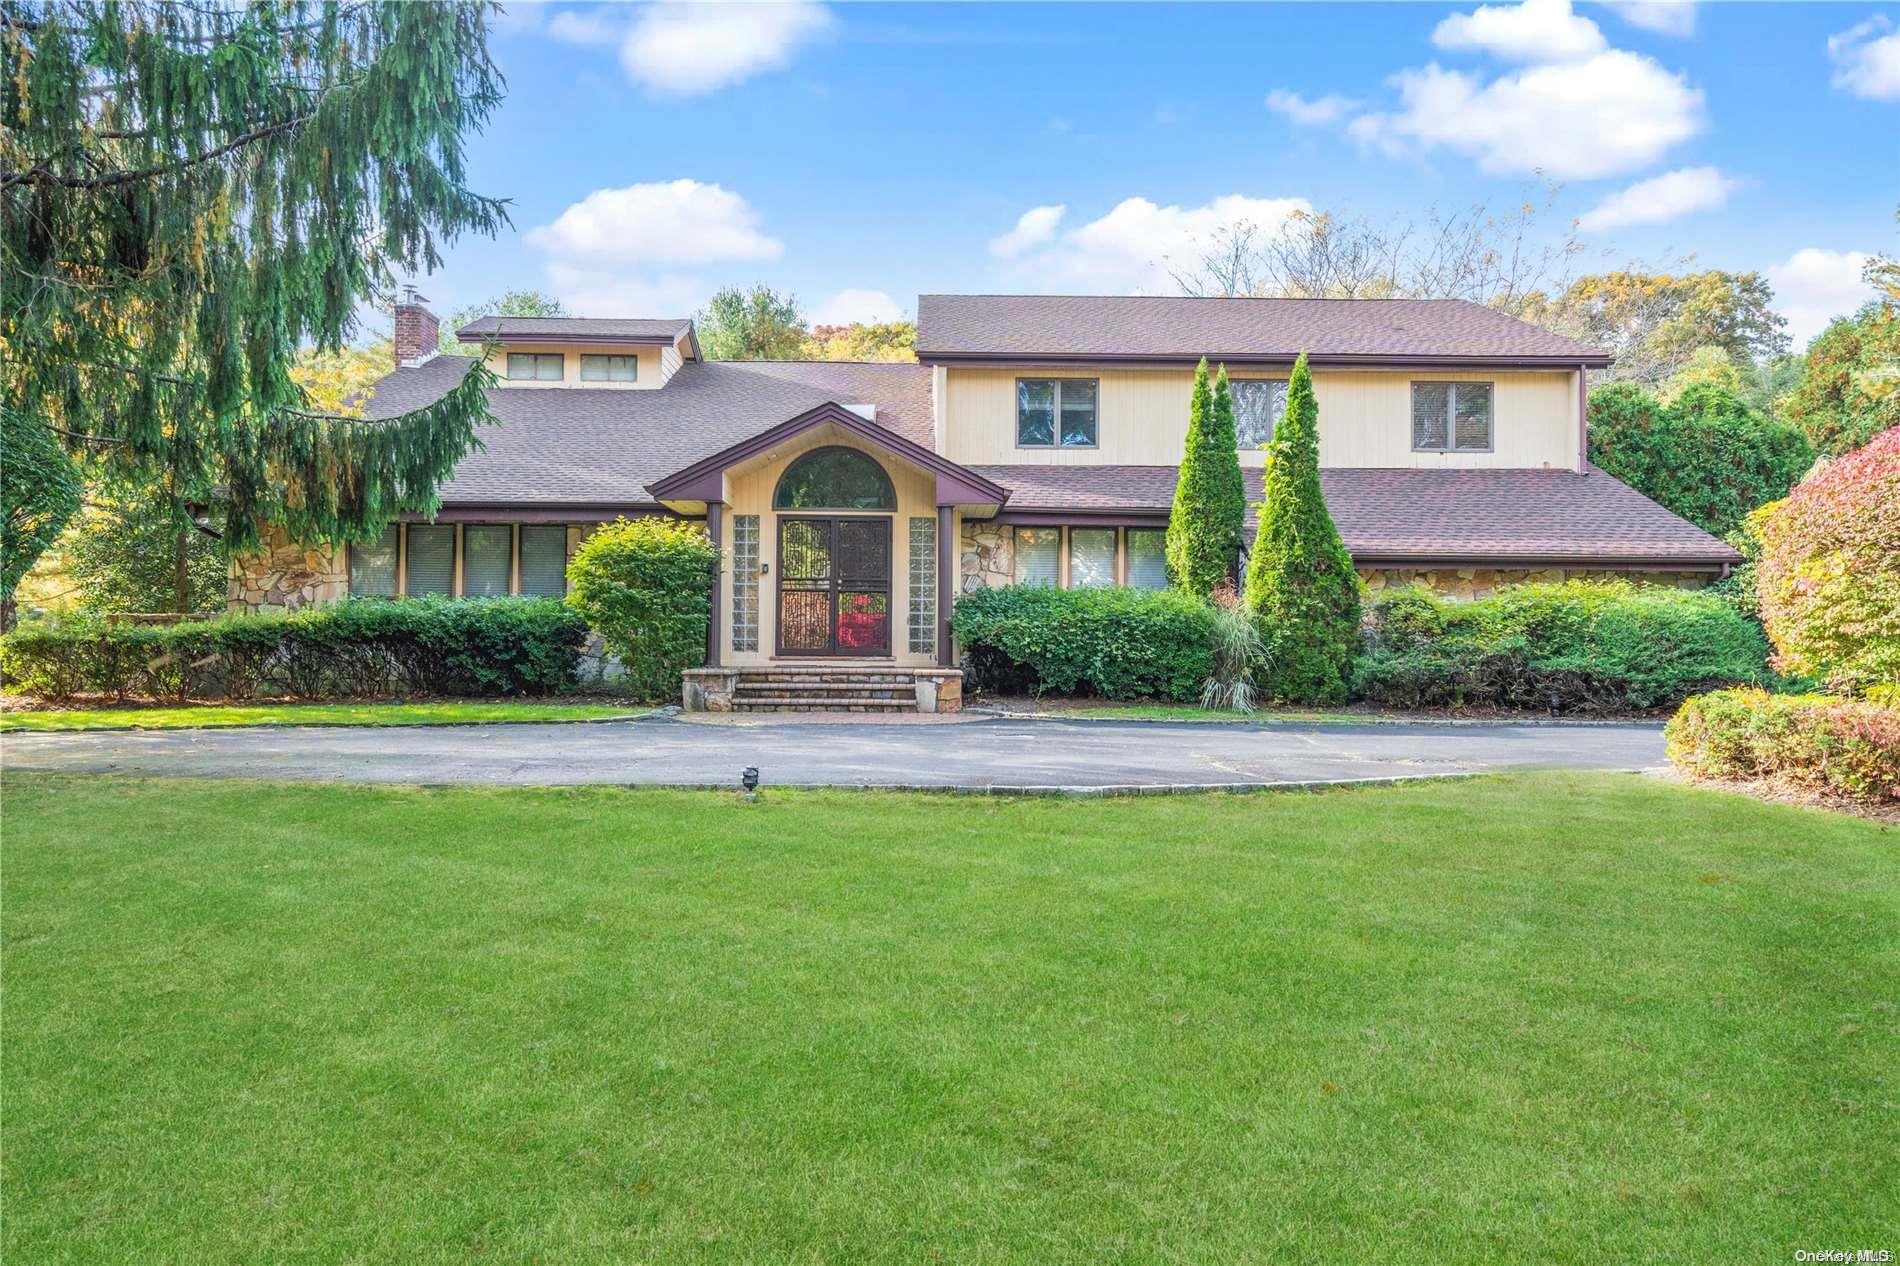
[1232,379,1289,448]
[506,352,564,381]
[1017,378,1097,448]
[1412,381,1494,453]
[581,354,637,383]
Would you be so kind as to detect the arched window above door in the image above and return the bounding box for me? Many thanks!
[773,446,896,511]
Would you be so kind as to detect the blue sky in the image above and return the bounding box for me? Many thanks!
[411,0,1900,347]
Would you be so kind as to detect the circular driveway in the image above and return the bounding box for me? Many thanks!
[2,715,1667,792]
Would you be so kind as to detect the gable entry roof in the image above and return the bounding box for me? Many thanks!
[916,294,1610,367]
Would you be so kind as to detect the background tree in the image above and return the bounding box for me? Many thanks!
[1244,354,1360,703]
[1780,303,1900,457]
[440,289,567,356]
[802,321,917,362]
[1587,383,1812,539]
[698,284,809,360]
[1523,270,1789,389]
[1,0,507,607]
[1,405,83,626]
[1174,193,1579,316]
[58,490,228,615]
[1165,360,1243,596]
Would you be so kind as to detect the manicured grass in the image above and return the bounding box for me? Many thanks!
[0,699,645,732]
[4,772,1894,1262]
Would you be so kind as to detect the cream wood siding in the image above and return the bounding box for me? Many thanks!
[483,342,665,389]
[660,341,683,383]
[939,365,1581,471]
[719,426,940,668]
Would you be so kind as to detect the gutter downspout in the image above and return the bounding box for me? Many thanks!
[1577,362,1589,473]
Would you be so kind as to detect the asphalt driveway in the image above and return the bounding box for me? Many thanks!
[1,714,1667,791]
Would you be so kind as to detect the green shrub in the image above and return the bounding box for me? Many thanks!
[0,598,587,701]
[1754,425,1900,691]
[1243,353,1360,703]
[1667,688,1900,804]
[1166,358,1245,597]
[1201,587,1265,712]
[952,584,1217,702]
[565,516,718,701]
[1587,382,1813,538]
[1352,580,1772,712]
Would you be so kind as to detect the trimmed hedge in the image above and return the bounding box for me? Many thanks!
[1666,688,1900,804]
[565,516,718,701]
[1351,581,1772,712]
[0,597,588,702]
[952,584,1217,702]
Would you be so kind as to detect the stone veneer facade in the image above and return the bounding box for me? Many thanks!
[227,524,348,612]
[960,520,1016,591]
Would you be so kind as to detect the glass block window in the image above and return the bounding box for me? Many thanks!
[908,516,937,656]
[506,352,563,381]
[1127,528,1169,589]
[349,525,398,597]
[1232,379,1289,448]
[731,514,760,653]
[1015,527,1060,586]
[580,354,637,382]
[1070,528,1116,588]
[405,525,454,597]
[1412,381,1493,452]
[463,525,512,596]
[519,526,567,598]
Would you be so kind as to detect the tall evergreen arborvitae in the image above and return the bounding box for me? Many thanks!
[1166,358,1243,597]
[0,1,509,599]
[1207,365,1248,574]
[1244,353,1361,702]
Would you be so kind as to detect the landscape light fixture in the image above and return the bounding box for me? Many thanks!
[741,766,760,799]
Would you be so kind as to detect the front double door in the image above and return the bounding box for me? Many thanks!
[776,516,892,656]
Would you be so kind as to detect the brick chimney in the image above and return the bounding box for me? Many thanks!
[393,286,440,368]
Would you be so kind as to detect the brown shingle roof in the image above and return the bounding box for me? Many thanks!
[968,464,1740,566]
[917,294,1608,365]
[455,315,694,343]
[363,357,932,506]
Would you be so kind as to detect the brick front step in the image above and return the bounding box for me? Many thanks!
[682,666,963,715]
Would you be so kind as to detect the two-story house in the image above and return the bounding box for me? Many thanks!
[230,292,1740,711]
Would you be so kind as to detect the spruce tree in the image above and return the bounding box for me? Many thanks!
[1243,353,1361,702]
[1,1,509,600]
[1166,358,1235,597]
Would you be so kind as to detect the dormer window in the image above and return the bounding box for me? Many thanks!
[581,354,637,383]
[506,352,563,381]
[1016,378,1097,448]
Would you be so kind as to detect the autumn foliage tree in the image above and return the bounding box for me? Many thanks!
[1753,426,1900,691]
[1,0,508,603]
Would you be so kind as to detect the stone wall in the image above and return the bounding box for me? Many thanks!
[1358,566,1713,601]
[228,525,347,612]
[960,521,1014,592]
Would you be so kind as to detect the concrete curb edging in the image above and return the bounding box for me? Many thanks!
[0,711,655,737]
[961,707,1664,730]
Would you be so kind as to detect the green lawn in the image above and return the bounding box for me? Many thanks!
[0,699,645,732]
[4,772,1893,1262]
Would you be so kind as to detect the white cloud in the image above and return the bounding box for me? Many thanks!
[1352,50,1703,178]
[1576,166,1739,232]
[526,179,782,267]
[1265,89,1363,126]
[810,289,905,327]
[619,1,834,96]
[989,205,1067,258]
[1432,0,1605,63]
[1828,15,1900,102]
[528,179,783,316]
[1603,2,1698,38]
[999,194,1311,293]
[545,8,621,45]
[1767,248,1878,347]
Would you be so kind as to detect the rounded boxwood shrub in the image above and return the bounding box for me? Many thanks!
[564,516,719,701]
[1667,688,1900,804]
[951,584,1218,702]
[1352,580,1772,712]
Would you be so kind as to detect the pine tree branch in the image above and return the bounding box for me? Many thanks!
[0,108,316,191]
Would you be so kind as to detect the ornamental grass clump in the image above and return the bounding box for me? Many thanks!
[1201,584,1265,713]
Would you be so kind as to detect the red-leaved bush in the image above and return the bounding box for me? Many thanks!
[1667,688,1900,804]
[1754,425,1900,689]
